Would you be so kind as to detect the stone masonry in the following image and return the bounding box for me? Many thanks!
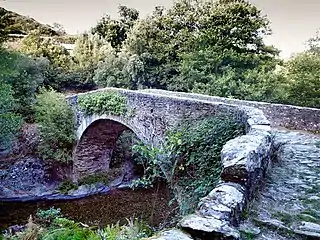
[143,89,320,133]
[68,88,263,180]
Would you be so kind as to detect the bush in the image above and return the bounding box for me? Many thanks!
[78,91,127,116]
[0,82,22,150]
[36,207,62,226]
[34,88,76,162]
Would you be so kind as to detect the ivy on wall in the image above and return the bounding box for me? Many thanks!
[132,115,245,215]
[78,91,127,116]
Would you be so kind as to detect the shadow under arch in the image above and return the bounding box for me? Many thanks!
[73,118,141,180]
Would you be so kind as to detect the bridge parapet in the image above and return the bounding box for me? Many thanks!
[143,89,320,133]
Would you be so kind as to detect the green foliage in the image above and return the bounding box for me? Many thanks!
[123,0,278,91]
[18,31,73,70]
[78,91,127,116]
[93,52,130,89]
[37,207,62,224]
[58,180,78,194]
[78,170,122,186]
[98,218,152,240]
[133,116,245,215]
[132,143,165,188]
[284,52,320,108]
[73,33,113,70]
[34,88,76,162]
[17,32,97,92]
[92,5,139,50]
[3,208,152,240]
[0,82,22,150]
[0,48,45,119]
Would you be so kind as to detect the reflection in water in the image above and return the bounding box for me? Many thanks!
[0,184,175,231]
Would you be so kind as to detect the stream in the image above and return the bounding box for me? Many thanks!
[0,184,175,231]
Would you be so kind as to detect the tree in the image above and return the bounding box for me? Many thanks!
[0,48,46,120]
[18,31,73,70]
[284,52,320,108]
[73,33,113,69]
[123,0,279,91]
[93,51,130,88]
[307,29,320,54]
[92,5,139,50]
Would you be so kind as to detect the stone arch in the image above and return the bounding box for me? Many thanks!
[73,117,142,180]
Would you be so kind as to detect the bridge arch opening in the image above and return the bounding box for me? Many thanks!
[73,119,142,182]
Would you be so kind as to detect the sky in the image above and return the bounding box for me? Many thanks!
[1,0,320,59]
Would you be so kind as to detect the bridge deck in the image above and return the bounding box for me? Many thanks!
[240,129,320,239]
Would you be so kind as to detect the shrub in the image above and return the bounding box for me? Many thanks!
[0,82,22,150]
[58,179,78,194]
[168,116,245,214]
[78,91,127,116]
[284,52,320,108]
[34,88,76,163]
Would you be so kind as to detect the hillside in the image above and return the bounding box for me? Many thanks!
[0,7,58,36]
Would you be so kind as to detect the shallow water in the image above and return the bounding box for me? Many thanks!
[0,184,175,231]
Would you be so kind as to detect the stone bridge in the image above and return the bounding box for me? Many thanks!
[68,88,269,179]
[67,88,320,239]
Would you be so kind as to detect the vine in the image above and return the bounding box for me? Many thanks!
[132,115,245,215]
[78,91,127,116]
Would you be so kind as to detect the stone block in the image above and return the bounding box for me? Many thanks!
[179,214,240,240]
[221,134,271,195]
[197,183,245,225]
[146,229,193,240]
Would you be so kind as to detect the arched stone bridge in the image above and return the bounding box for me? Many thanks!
[67,88,265,179]
[67,88,320,239]
[67,88,320,180]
